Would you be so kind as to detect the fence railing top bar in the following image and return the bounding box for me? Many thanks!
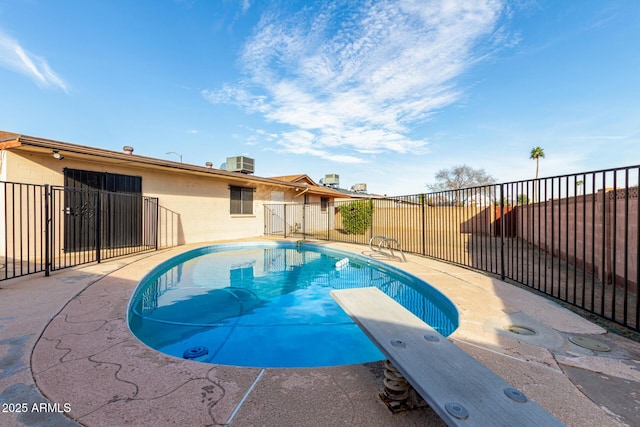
[0,180,48,188]
[263,166,638,207]
[502,164,640,186]
[377,165,640,201]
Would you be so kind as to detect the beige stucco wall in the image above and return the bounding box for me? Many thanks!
[1,151,49,266]
[1,150,298,249]
[2,150,65,184]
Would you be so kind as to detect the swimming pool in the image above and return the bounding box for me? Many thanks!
[128,242,458,368]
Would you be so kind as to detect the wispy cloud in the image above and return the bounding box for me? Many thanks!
[586,3,622,32]
[204,0,508,163]
[567,135,628,140]
[0,29,68,92]
[241,0,251,14]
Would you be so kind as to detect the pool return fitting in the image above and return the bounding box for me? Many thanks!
[183,346,209,360]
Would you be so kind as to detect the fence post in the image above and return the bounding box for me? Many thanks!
[327,202,331,241]
[421,194,426,256]
[44,185,50,277]
[302,201,306,238]
[155,198,159,251]
[283,204,287,238]
[95,191,101,263]
[500,184,506,281]
[369,198,374,243]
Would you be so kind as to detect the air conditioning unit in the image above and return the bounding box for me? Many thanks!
[352,183,367,193]
[324,174,340,186]
[226,156,255,174]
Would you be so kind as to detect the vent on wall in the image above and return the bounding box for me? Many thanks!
[226,156,255,174]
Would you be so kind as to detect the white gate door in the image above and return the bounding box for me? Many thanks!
[269,191,285,233]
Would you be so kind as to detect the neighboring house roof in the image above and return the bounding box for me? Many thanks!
[269,174,317,185]
[269,174,387,199]
[329,186,386,199]
[0,131,303,190]
[269,174,349,198]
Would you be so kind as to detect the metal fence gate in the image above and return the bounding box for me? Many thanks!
[1,181,159,281]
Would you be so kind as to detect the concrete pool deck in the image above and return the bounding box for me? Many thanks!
[1,239,639,426]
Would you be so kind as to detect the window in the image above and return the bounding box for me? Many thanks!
[230,186,254,215]
[321,197,329,212]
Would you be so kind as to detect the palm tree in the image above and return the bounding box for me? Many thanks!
[530,146,545,179]
[530,146,545,203]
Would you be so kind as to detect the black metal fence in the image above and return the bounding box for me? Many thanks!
[1,181,159,281]
[265,165,639,332]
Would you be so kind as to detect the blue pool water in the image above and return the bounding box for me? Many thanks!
[128,242,458,368]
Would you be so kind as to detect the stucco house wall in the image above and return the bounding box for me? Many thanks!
[0,133,306,251]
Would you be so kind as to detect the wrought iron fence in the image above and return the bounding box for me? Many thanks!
[265,165,640,332]
[1,181,47,279]
[1,181,159,281]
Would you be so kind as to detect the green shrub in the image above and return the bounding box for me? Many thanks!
[338,200,373,234]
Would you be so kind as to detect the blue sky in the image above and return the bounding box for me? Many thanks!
[1,0,638,195]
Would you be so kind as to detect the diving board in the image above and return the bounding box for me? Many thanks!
[330,287,564,427]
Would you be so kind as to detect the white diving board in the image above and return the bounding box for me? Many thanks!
[330,287,564,427]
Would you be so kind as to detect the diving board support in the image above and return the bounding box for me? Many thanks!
[330,287,563,427]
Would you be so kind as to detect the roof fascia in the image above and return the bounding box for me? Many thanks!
[3,133,300,190]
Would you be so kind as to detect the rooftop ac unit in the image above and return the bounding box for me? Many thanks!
[324,174,340,185]
[226,156,255,174]
[352,183,367,193]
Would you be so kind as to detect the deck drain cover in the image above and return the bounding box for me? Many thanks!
[568,336,611,352]
[505,324,538,336]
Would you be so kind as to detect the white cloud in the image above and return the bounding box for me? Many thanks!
[0,29,68,92]
[241,0,251,14]
[205,0,507,162]
[202,84,269,113]
[278,129,366,164]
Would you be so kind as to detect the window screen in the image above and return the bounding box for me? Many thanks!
[230,186,254,214]
[321,197,329,211]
